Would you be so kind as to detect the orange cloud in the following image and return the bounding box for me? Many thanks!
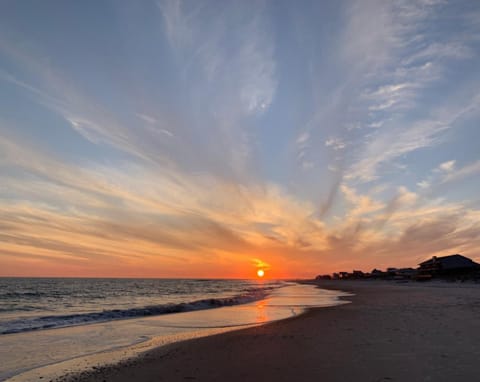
[1,135,480,278]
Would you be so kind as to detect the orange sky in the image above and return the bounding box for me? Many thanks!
[2,183,479,279]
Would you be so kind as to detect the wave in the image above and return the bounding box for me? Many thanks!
[0,286,275,335]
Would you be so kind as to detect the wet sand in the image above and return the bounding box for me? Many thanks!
[58,281,480,382]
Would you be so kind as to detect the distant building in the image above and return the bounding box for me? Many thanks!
[352,270,364,279]
[370,269,386,278]
[315,274,332,280]
[395,268,417,279]
[418,254,480,277]
[386,267,398,275]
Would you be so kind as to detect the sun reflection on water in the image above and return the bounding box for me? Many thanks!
[255,300,268,323]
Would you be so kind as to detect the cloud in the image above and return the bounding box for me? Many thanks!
[365,82,417,112]
[293,0,477,187]
[136,113,157,124]
[416,158,479,195]
[417,180,430,189]
[158,0,277,116]
[325,137,346,151]
[296,132,310,146]
[0,132,330,272]
[370,83,411,97]
[403,42,473,66]
[336,0,480,183]
[346,119,448,182]
[2,133,480,276]
[341,184,385,218]
[395,186,418,206]
[0,1,280,183]
[1,1,480,276]
[157,0,192,49]
[437,160,456,173]
[252,258,271,270]
[442,160,480,183]
[368,121,385,128]
[348,89,480,183]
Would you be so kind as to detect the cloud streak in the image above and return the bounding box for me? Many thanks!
[1,0,479,277]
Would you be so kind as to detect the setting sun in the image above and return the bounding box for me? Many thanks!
[257,269,265,278]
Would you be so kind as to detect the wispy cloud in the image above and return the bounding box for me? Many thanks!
[158,0,277,116]
[347,119,447,182]
[335,0,480,183]
[437,160,456,173]
[442,160,480,183]
[2,136,480,275]
[1,1,480,276]
[348,90,480,183]
[325,137,346,151]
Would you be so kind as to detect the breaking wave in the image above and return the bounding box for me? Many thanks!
[1,286,275,335]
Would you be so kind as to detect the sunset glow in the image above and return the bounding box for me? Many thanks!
[1,1,480,278]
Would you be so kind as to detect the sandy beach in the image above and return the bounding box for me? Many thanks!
[53,281,480,382]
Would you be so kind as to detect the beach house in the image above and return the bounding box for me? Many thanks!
[418,254,480,278]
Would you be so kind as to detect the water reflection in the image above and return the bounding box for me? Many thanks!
[255,300,268,324]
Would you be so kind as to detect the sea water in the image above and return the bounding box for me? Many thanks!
[0,278,282,335]
[0,278,349,381]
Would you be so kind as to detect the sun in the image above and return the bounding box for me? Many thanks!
[257,269,265,278]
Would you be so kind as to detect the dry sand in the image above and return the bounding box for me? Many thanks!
[57,281,480,382]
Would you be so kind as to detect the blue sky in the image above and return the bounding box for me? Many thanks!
[1,0,480,277]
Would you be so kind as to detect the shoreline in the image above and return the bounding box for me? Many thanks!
[57,280,480,382]
[3,283,345,381]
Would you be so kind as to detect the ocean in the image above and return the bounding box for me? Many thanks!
[0,278,282,335]
[0,278,349,381]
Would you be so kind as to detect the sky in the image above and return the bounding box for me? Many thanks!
[1,0,480,279]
